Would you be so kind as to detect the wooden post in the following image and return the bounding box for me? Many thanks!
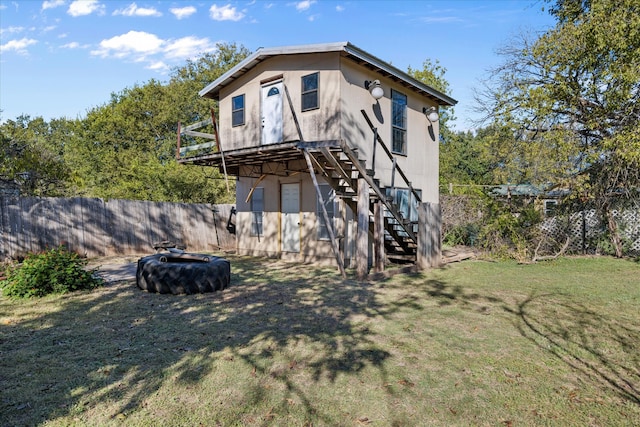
[210,108,230,193]
[373,199,385,273]
[304,149,347,279]
[284,84,304,142]
[390,157,397,202]
[357,177,369,280]
[176,121,181,160]
[417,202,442,269]
[369,127,377,176]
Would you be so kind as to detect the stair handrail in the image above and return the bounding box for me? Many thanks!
[360,110,422,205]
[337,140,417,242]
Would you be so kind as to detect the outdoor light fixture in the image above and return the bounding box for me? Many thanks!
[423,106,439,123]
[365,79,384,100]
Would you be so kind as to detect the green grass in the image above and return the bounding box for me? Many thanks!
[1,256,639,426]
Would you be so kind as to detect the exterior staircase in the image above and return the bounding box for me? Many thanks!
[302,137,418,263]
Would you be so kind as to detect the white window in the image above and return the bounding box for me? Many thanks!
[391,90,407,154]
[232,94,245,127]
[301,72,319,111]
[250,187,264,236]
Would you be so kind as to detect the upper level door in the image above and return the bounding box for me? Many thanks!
[261,81,283,145]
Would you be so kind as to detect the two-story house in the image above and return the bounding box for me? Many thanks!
[178,42,457,278]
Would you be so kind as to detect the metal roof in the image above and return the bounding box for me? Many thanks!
[199,41,457,106]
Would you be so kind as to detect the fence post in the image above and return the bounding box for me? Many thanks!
[357,177,370,280]
[582,209,587,254]
[373,199,385,273]
[417,202,442,269]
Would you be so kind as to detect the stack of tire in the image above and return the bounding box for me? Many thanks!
[136,253,230,294]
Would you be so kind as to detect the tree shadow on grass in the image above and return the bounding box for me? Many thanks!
[390,269,640,407]
[504,293,640,405]
[3,258,637,425]
[0,256,427,426]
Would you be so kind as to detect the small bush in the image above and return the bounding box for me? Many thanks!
[443,223,480,247]
[0,247,103,298]
[478,204,543,261]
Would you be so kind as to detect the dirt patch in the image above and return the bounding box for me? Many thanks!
[87,255,145,284]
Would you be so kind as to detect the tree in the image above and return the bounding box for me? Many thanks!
[65,42,251,204]
[476,0,640,256]
[439,130,493,189]
[407,58,455,130]
[0,115,70,196]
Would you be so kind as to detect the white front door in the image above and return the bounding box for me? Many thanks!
[281,183,300,253]
[261,81,283,145]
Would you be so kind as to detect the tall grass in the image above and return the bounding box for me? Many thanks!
[1,256,638,426]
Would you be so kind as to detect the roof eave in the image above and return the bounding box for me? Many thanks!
[342,43,457,107]
[199,42,458,107]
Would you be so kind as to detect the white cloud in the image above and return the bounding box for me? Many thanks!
[68,0,105,17]
[147,61,168,71]
[60,41,89,49]
[113,3,162,17]
[42,0,65,11]
[42,25,57,33]
[295,1,315,12]
[170,6,196,20]
[0,38,38,55]
[336,5,344,12]
[0,26,25,36]
[418,15,463,24]
[91,30,163,59]
[164,36,216,60]
[89,31,217,73]
[209,4,244,21]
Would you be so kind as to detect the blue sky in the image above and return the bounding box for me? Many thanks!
[0,0,554,131]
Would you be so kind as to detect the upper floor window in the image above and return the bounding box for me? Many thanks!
[301,72,319,111]
[232,94,245,127]
[391,90,407,154]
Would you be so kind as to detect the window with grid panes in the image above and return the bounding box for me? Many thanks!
[391,90,407,154]
[301,72,319,111]
[232,94,245,127]
[250,187,264,236]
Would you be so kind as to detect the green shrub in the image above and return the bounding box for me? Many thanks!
[443,223,480,247]
[0,247,103,298]
[477,203,543,261]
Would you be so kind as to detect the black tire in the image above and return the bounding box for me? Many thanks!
[136,253,230,295]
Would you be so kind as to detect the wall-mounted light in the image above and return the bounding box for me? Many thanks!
[364,79,384,100]
[423,106,439,123]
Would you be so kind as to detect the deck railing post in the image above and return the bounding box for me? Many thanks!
[369,127,377,176]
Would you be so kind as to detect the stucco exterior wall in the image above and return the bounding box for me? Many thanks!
[234,172,356,265]
[209,48,443,265]
[216,52,342,150]
[339,59,440,204]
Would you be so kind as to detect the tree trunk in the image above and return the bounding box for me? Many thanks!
[605,207,623,258]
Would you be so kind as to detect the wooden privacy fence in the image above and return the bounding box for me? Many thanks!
[0,197,236,260]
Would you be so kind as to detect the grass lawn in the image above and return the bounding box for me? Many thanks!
[1,256,639,426]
